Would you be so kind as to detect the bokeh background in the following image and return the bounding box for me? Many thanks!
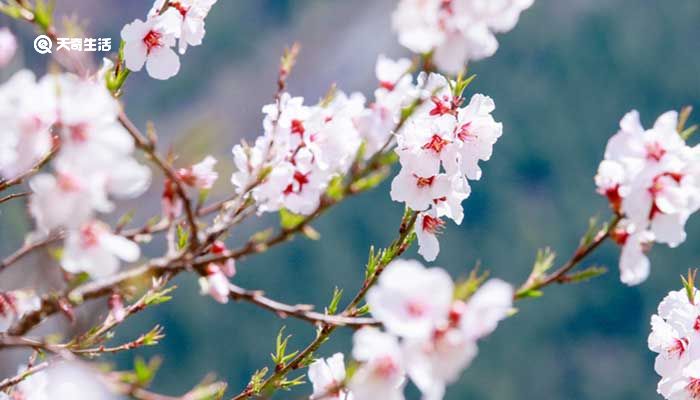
[2,1,700,399]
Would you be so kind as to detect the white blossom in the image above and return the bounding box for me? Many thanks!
[596,110,700,285]
[0,27,17,67]
[349,328,406,400]
[121,13,182,80]
[149,0,217,54]
[62,221,141,278]
[392,0,534,74]
[367,259,454,340]
[308,353,354,400]
[14,362,117,400]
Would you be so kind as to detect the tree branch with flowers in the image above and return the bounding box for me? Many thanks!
[0,0,698,399]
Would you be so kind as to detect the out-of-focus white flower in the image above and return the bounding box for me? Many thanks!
[392,0,534,74]
[403,328,478,400]
[121,13,182,80]
[0,290,40,332]
[308,353,354,400]
[457,278,513,340]
[0,28,17,67]
[0,70,56,181]
[349,328,406,400]
[15,362,118,400]
[367,259,454,340]
[356,55,418,157]
[149,0,218,54]
[62,221,140,278]
[178,155,218,189]
[596,110,700,285]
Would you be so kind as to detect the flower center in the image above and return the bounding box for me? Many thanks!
[57,173,81,192]
[373,355,399,380]
[415,175,435,188]
[284,171,310,195]
[406,299,428,317]
[379,81,395,91]
[143,30,163,54]
[456,122,474,142]
[68,123,89,142]
[422,215,445,234]
[80,224,100,249]
[669,337,689,358]
[422,134,450,154]
[645,141,666,162]
[687,377,700,398]
[291,119,305,136]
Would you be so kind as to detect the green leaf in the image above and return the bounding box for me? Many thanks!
[133,356,161,386]
[33,0,55,30]
[532,247,556,277]
[326,287,343,315]
[144,285,177,306]
[562,265,607,283]
[515,289,543,299]
[326,175,345,201]
[453,266,489,301]
[176,224,188,250]
[279,208,306,230]
[350,170,389,193]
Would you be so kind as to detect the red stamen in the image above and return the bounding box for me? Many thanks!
[143,30,163,54]
[422,215,445,235]
[422,134,450,154]
[415,175,435,188]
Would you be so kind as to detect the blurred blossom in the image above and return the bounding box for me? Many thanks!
[0,28,17,67]
[14,362,118,400]
[392,0,534,74]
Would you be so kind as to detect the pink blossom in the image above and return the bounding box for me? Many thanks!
[121,13,182,80]
[62,221,141,278]
[367,259,454,340]
[0,28,17,67]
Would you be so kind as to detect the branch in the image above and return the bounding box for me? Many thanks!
[231,211,417,400]
[117,111,200,250]
[227,283,379,328]
[515,214,622,299]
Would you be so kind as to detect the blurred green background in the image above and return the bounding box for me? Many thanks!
[2,1,700,398]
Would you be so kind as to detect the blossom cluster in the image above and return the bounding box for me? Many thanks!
[595,111,700,285]
[121,0,217,79]
[231,88,368,216]
[391,73,502,261]
[392,0,534,74]
[649,288,700,399]
[309,259,513,400]
[0,69,151,278]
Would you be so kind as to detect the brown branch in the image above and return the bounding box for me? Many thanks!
[0,361,49,391]
[117,111,200,250]
[0,233,64,274]
[515,214,622,299]
[0,192,30,204]
[228,283,378,328]
[231,211,417,400]
[0,147,57,192]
